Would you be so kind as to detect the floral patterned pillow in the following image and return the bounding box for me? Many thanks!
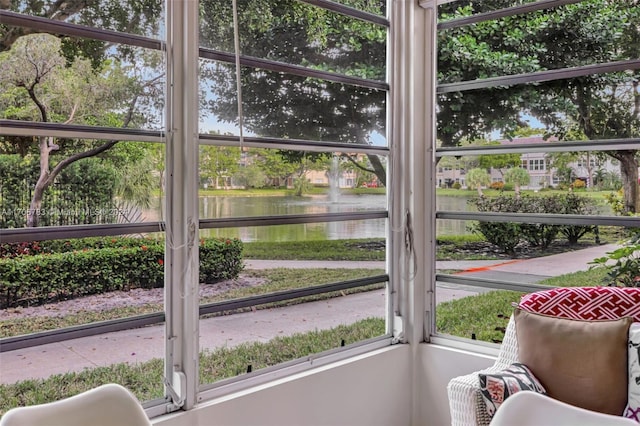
[625,323,640,422]
[479,363,547,419]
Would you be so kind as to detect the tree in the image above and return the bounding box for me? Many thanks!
[438,1,640,213]
[200,146,241,189]
[1,0,162,65]
[504,167,530,197]
[251,149,298,188]
[199,0,388,186]
[466,168,491,196]
[341,153,377,187]
[283,152,328,196]
[477,142,521,178]
[0,33,162,226]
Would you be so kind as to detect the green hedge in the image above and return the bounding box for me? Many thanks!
[0,236,161,258]
[199,238,243,284]
[469,193,599,254]
[0,238,243,308]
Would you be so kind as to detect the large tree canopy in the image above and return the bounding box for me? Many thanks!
[2,0,638,212]
[1,0,162,66]
[200,0,388,185]
[438,0,640,212]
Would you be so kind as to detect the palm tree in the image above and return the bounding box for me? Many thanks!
[504,167,531,198]
[466,168,491,196]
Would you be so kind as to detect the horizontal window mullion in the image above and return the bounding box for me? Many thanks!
[436,0,583,30]
[199,133,389,156]
[199,274,388,317]
[437,59,640,93]
[200,211,389,229]
[199,48,388,90]
[299,0,389,27]
[0,222,166,244]
[0,120,165,143]
[0,312,165,353]
[436,138,640,157]
[436,274,549,293]
[436,211,638,227]
[0,10,162,51]
[0,122,392,155]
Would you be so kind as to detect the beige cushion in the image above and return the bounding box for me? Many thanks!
[514,308,632,416]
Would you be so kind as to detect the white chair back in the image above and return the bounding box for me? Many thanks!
[0,384,151,426]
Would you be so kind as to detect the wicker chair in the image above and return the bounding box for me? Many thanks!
[447,314,519,426]
[446,286,640,426]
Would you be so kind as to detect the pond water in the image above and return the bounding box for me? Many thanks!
[145,193,472,241]
[145,193,608,242]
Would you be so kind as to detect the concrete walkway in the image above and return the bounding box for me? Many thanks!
[0,244,617,384]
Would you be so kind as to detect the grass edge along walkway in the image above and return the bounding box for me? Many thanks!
[0,318,385,416]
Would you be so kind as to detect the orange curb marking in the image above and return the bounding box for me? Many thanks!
[454,259,523,274]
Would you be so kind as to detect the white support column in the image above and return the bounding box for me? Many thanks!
[418,0,438,346]
[164,0,200,412]
[390,0,437,346]
[391,0,437,424]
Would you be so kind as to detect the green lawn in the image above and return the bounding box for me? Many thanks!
[0,318,385,416]
[435,267,610,342]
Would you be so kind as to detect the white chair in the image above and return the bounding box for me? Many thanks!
[0,383,151,426]
[490,390,638,426]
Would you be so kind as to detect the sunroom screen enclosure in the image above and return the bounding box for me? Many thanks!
[1,0,639,422]
[0,0,395,416]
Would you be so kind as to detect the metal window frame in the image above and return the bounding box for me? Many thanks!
[436,138,640,157]
[436,0,584,30]
[431,0,640,350]
[0,0,396,414]
[437,59,640,93]
[163,0,200,411]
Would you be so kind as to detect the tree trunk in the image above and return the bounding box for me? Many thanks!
[616,151,639,214]
[367,154,386,187]
[27,136,52,227]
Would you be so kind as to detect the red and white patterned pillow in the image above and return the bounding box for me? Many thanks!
[518,287,640,322]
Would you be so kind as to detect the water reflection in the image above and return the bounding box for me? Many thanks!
[145,194,475,241]
[201,220,387,242]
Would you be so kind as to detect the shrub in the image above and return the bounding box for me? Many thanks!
[0,155,118,228]
[572,179,586,189]
[589,234,640,287]
[0,237,243,308]
[489,181,504,190]
[604,189,626,216]
[0,245,164,308]
[556,193,598,244]
[0,237,160,258]
[452,182,462,190]
[474,222,521,255]
[469,193,599,253]
[516,196,560,249]
[470,196,523,255]
[199,238,244,283]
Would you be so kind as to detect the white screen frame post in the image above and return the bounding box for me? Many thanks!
[164,0,200,412]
